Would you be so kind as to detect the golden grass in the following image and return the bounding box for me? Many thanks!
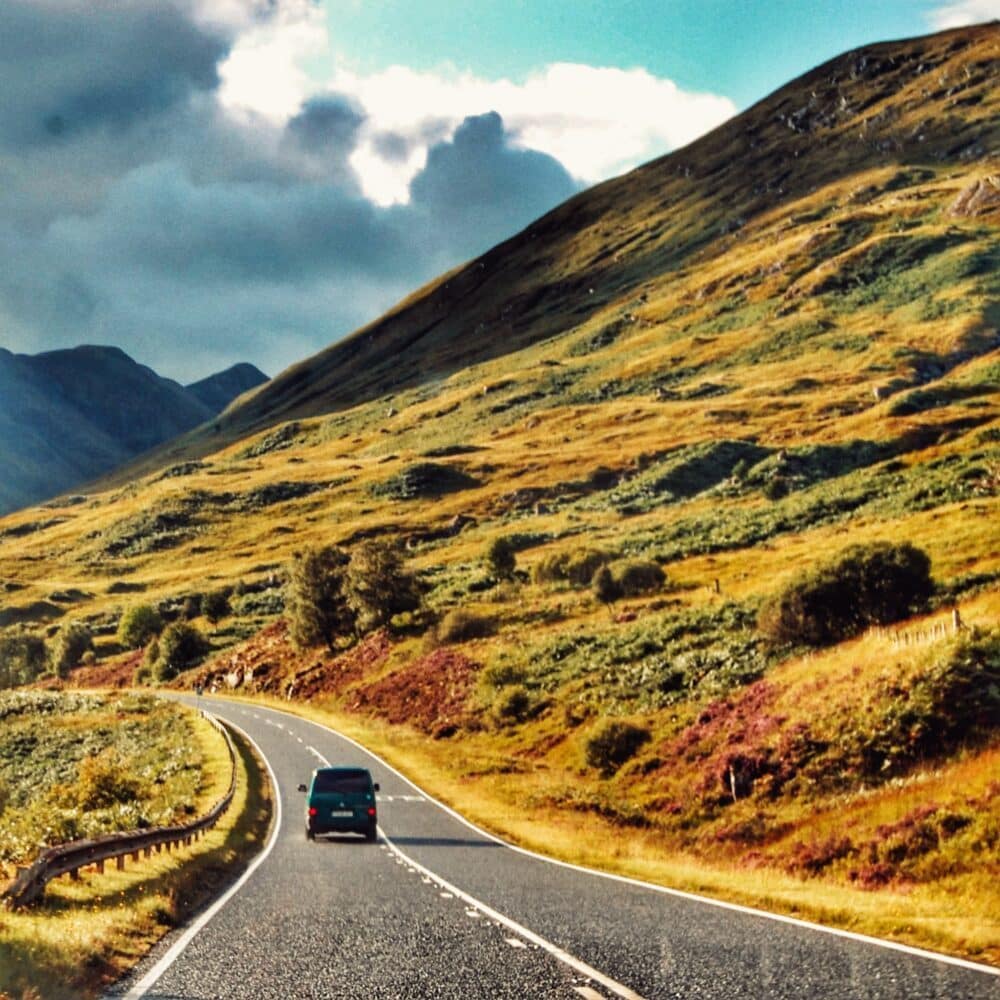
[0,708,273,1000]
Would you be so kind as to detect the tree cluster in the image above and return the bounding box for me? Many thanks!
[285,540,423,650]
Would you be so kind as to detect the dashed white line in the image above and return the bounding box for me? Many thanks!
[506,938,528,949]
[380,829,645,1000]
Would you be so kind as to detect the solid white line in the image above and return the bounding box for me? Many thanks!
[208,698,1000,979]
[379,828,645,1000]
[119,717,282,1000]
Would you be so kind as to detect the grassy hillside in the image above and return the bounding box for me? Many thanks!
[0,22,997,962]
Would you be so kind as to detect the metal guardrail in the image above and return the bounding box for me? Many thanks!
[2,712,238,910]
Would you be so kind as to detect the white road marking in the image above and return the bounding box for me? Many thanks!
[381,829,645,1000]
[506,938,528,949]
[267,703,999,980]
[574,988,606,1000]
[121,717,282,1000]
[195,697,1000,982]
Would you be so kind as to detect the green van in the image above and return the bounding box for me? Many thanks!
[299,766,379,842]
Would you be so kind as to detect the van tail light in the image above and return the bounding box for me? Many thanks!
[308,807,318,817]
[367,807,376,817]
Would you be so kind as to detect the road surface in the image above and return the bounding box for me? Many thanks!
[108,698,999,999]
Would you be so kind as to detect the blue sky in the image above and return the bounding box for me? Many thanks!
[320,1,952,107]
[0,0,996,381]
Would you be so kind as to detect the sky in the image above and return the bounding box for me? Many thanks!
[0,1,997,382]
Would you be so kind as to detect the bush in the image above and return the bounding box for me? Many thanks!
[118,604,163,649]
[0,629,48,688]
[486,537,517,581]
[202,588,231,623]
[534,548,611,587]
[77,749,141,809]
[50,622,94,678]
[592,565,623,609]
[145,622,209,682]
[285,545,354,649]
[480,661,526,689]
[436,609,497,644]
[584,720,651,776]
[758,541,933,646]
[616,560,666,597]
[492,685,533,724]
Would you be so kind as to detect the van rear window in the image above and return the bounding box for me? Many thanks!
[313,771,370,793]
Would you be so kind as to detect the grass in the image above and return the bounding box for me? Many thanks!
[0,704,273,1000]
[0,21,997,982]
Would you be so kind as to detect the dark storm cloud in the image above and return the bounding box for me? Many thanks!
[0,2,582,381]
[410,111,578,261]
[0,1,228,146]
[287,96,366,154]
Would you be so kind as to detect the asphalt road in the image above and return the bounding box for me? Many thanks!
[109,698,999,1000]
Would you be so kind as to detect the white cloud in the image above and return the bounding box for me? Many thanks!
[216,2,736,205]
[928,0,1000,28]
[334,62,736,204]
[217,0,328,120]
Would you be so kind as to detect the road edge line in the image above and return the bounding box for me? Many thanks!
[117,717,283,1000]
[215,697,1000,980]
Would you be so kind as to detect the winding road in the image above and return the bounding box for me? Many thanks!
[108,698,998,999]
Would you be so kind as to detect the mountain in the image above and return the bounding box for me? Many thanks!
[1,24,998,959]
[0,346,268,513]
[186,363,269,413]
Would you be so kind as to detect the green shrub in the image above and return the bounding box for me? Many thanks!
[117,604,163,649]
[592,565,623,609]
[534,548,611,587]
[480,661,526,689]
[758,541,933,646]
[584,720,651,775]
[437,609,497,644]
[76,749,141,810]
[202,588,232,623]
[616,561,666,597]
[493,685,533,724]
[0,629,48,688]
[486,537,517,581]
[145,622,209,682]
[50,622,94,678]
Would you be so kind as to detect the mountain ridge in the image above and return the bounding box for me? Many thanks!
[0,346,267,513]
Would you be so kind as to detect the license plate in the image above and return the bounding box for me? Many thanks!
[330,810,353,817]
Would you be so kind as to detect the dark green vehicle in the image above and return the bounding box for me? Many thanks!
[299,766,379,842]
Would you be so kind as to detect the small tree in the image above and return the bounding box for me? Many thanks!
[285,545,354,649]
[202,588,231,624]
[486,537,517,582]
[592,565,622,615]
[50,622,94,678]
[345,541,422,634]
[145,621,209,682]
[0,629,48,688]
[118,604,163,649]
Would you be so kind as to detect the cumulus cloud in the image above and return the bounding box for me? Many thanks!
[0,0,732,382]
[328,61,735,204]
[927,1,1000,28]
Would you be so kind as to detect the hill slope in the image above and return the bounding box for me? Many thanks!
[1,23,998,962]
[0,347,268,513]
